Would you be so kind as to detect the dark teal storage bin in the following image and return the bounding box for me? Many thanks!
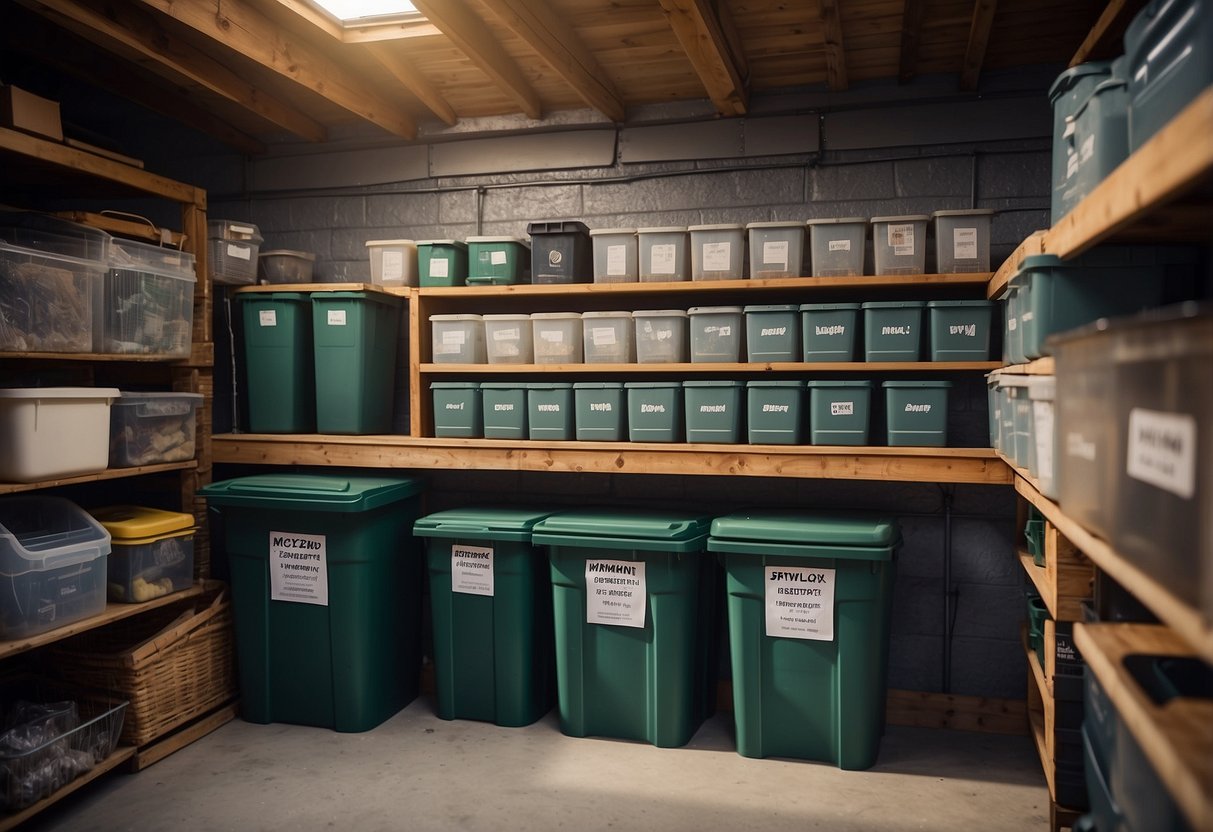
[240,292,315,433]
[625,382,683,442]
[882,381,950,447]
[527,383,574,440]
[1125,0,1213,150]
[684,380,744,444]
[746,381,804,445]
[801,303,860,362]
[431,382,482,438]
[743,304,800,363]
[807,381,872,446]
[573,382,626,441]
[1049,60,1128,223]
[311,291,402,434]
[927,300,993,361]
[481,382,527,439]
[862,301,924,362]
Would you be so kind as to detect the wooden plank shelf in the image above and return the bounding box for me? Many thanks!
[232,282,395,295]
[1075,623,1213,832]
[212,434,1013,484]
[421,361,1003,374]
[0,461,198,495]
[997,358,1055,376]
[0,745,137,832]
[0,344,212,364]
[987,230,1045,300]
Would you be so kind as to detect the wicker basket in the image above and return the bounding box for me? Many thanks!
[50,590,236,747]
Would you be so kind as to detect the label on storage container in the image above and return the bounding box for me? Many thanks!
[1034,402,1055,480]
[762,240,789,269]
[765,566,835,641]
[830,401,854,416]
[442,329,466,345]
[259,310,277,327]
[451,544,494,596]
[1126,409,1196,499]
[702,241,731,271]
[430,257,450,278]
[649,244,677,275]
[269,531,329,606]
[705,325,732,337]
[227,243,251,261]
[591,327,617,346]
[828,239,851,252]
[490,250,507,266]
[493,327,520,341]
[606,245,627,276]
[540,329,565,343]
[888,224,915,256]
[327,310,347,326]
[952,228,978,260]
[382,250,404,281]
[585,559,646,628]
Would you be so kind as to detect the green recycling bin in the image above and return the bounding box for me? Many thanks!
[414,508,555,727]
[240,292,315,433]
[708,511,900,769]
[200,473,425,732]
[312,291,402,434]
[533,510,717,748]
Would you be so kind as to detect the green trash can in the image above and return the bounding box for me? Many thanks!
[414,508,555,727]
[312,291,402,434]
[240,292,315,433]
[708,510,901,769]
[883,381,951,447]
[574,382,626,441]
[746,380,804,445]
[199,473,426,732]
[528,383,574,440]
[533,510,717,748]
[625,382,683,442]
[684,380,744,444]
[431,382,482,438]
[807,380,872,446]
[481,382,527,439]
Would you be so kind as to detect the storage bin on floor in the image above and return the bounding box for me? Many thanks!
[431,382,482,438]
[414,508,556,727]
[208,220,262,286]
[807,381,872,446]
[481,382,527,439]
[688,306,743,363]
[634,309,689,364]
[466,236,529,285]
[871,215,928,275]
[533,510,717,748]
[417,240,468,287]
[0,387,118,482]
[708,511,900,769]
[259,250,316,285]
[746,380,804,445]
[932,210,993,273]
[531,312,583,365]
[882,381,950,447]
[199,473,426,732]
[1048,60,1128,223]
[744,304,799,363]
[801,303,860,362]
[527,383,574,440]
[364,240,416,287]
[684,381,744,444]
[240,292,315,433]
[527,221,591,284]
[589,228,638,283]
[625,382,683,442]
[807,218,866,276]
[1125,0,1213,150]
[862,301,924,362]
[746,221,804,278]
[927,300,993,361]
[105,238,196,356]
[483,313,534,364]
[0,496,110,639]
[574,383,626,441]
[108,392,202,467]
[581,311,634,363]
[91,506,194,603]
[637,227,689,282]
[312,291,402,434]
[430,314,485,364]
[688,224,744,280]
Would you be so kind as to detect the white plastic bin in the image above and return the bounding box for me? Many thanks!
[429,314,485,363]
[0,388,120,482]
[807,218,866,276]
[482,313,534,364]
[871,215,928,275]
[365,240,418,287]
[689,224,745,280]
[634,309,689,364]
[589,228,638,283]
[637,227,689,282]
[746,221,805,278]
[688,306,744,362]
[1027,375,1057,498]
[582,311,635,363]
[531,312,584,365]
[932,209,994,273]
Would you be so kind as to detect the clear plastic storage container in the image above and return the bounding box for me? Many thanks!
[482,314,534,365]
[0,388,119,483]
[688,224,745,280]
[746,222,805,279]
[365,240,417,287]
[634,309,689,364]
[871,215,928,275]
[259,250,316,284]
[807,218,866,276]
[109,392,202,467]
[932,210,994,273]
[637,227,689,282]
[105,238,196,356]
[589,229,638,283]
[207,220,262,285]
[688,306,743,363]
[582,311,635,363]
[531,312,584,365]
[91,505,195,603]
[429,314,485,363]
[0,239,105,353]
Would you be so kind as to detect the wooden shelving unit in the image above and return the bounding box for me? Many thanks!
[421,361,1002,374]
[0,461,197,496]
[0,746,137,832]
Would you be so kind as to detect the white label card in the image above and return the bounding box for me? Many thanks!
[259,309,277,327]
[762,240,789,269]
[227,243,251,261]
[888,223,915,256]
[269,531,328,606]
[702,241,731,271]
[591,326,617,346]
[490,250,507,265]
[1033,401,1054,482]
[765,565,835,641]
[327,309,347,326]
[451,544,494,596]
[830,401,854,416]
[828,239,851,252]
[441,329,466,345]
[382,250,404,281]
[1126,408,1197,499]
[953,228,978,260]
[540,330,564,343]
[492,327,520,341]
[430,257,450,278]
[649,243,677,275]
[585,559,646,628]
[606,244,627,276]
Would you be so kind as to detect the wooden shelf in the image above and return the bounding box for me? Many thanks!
[0,461,198,495]
[987,231,1046,299]
[0,745,137,832]
[232,282,396,295]
[997,358,1055,376]
[212,434,1012,484]
[1074,622,1213,832]
[421,361,1002,374]
[0,344,212,364]
[1015,474,1213,665]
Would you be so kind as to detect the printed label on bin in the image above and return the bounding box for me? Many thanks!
[606,244,627,276]
[762,240,789,269]
[1126,408,1196,499]
[451,544,493,596]
[382,250,404,281]
[649,244,677,275]
[1034,404,1054,480]
[490,250,507,266]
[1066,148,1080,180]
[828,239,851,252]
[269,531,328,606]
[327,309,347,326]
[591,326,617,346]
[765,566,834,641]
[430,257,450,278]
[540,330,564,343]
[585,559,646,628]
[227,243,251,261]
[702,241,731,271]
[705,325,732,337]
[493,327,520,341]
[830,401,854,416]
[1066,431,1097,462]
[442,330,466,345]
[888,223,915,256]
[952,227,978,261]
[259,309,277,327]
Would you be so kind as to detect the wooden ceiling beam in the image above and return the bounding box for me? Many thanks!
[819,0,848,91]
[411,0,542,119]
[133,0,419,139]
[657,0,748,116]
[18,0,327,142]
[264,0,442,44]
[1070,0,1146,67]
[960,0,998,91]
[898,0,927,83]
[478,0,625,122]
[366,43,458,126]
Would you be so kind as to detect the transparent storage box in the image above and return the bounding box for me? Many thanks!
[932,210,994,273]
[871,215,928,275]
[589,229,638,283]
[430,314,485,363]
[688,306,744,362]
[207,220,262,286]
[582,311,634,363]
[482,313,534,364]
[0,388,119,483]
[689,224,745,280]
[108,391,202,468]
[746,222,805,279]
[90,506,195,603]
[634,309,689,364]
[365,240,417,287]
[637,227,689,282]
[531,312,584,365]
[105,238,196,356]
[259,250,316,284]
[808,218,866,276]
[0,237,105,353]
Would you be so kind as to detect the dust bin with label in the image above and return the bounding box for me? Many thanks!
[239,292,314,433]
[414,508,555,727]
[200,473,426,732]
[533,510,716,748]
[311,291,402,434]
[708,511,900,769]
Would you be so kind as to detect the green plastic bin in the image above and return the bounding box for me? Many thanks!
[574,382,626,441]
[744,304,800,363]
[199,473,426,732]
[684,380,743,444]
[418,239,468,287]
[746,380,804,445]
[533,509,717,748]
[708,511,900,769]
[801,303,860,362]
[862,301,924,362]
[527,383,574,441]
[431,382,482,438]
[807,380,872,446]
[625,382,683,442]
[927,300,993,361]
[414,508,555,726]
[312,291,402,434]
[240,292,315,433]
[481,382,527,439]
[466,236,530,285]
[883,381,950,447]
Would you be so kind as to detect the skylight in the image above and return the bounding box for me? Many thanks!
[309,0,418,23]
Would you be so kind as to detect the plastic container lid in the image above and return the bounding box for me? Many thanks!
[746,380,805,388]
[110,239,196,280]
[881,381,953,388]
[744,304,799,313]
[416,239,467,249]
[365,240,415,247]
[531,509,712,551]
[998,375,1031,388]
[430,314,483,321]
[931,209,995,217]
[589,228,636,236]
[807,217,866,225]
[0,387,120,401]
[0,496,111,564]
[624,381,683,388]
[709,510,900,548]
[926,300,994,308]
[482,313,531,321]
[431,382,481,389]
[261,250,317,260]
[582,310,632,318]
[801,302,861,311]
[688,306,743,315]
[114,392,203,418]
[413,507,553,541]
[526,382,573,390]
[1026,376,1056,400]
[861,301,927,308]
[633,309,688,318]
[688,224,744,232]
[481,382,527,390]
[531,312,582,320]
[745,221,806,229]
[1048,60,1116,102]
[466,236,530,248]
[199,474,424,512]
[637,227,687,234]
[573,382,624,390]
[807,380,873,388]
[870,215,929,223]
[683,380,744,388]
[90,505,195,544]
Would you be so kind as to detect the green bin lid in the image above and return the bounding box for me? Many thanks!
[430,382,480,390]
[806,380,872,388]
[861,301,926,308]
[881,381,952,388]
[481,382,527,390]
[417,239,467,249]
[413,507,553,542]
[312,291,401,307]
[1048,60,1115,102]
[709,510,900,548]
[200,473,424,512]
[1017,254,1066,272]
[624,381,683,389]
[239,292,310,303]
[743,304,799,313]
[800,303,861,311]
[526,382,573,390]
[926,300,994,308]
[683,380,744,388]
[532,509,711,552]
[745,380,805,388]
[573,382,624,390]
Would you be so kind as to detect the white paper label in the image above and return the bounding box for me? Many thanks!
[451,544,494,596]
[585,559,646,628]
[830,401,854,416]
[1079,134,1095,166]
[540,329,564,343]
[765,566,835,640]
[953,228,978,260]
[430,257,450,278]
[258,309,277,327]
[1067,431,1097,462]
[762,240,789,269]
[492,327,520,342]
[649,243,677,275]
[1066,148,1080,180]
[382,250,404,281]
[490,250,507,265]
[828,239,851,252]
[227,243,251,261]
[1033,401,1054,482]
[229,223,255,236]
[888,223,915,256]
[702,241,731,272]
[1126,409,1196,499]
[606,244,627,276]
[441,329,466,345]
[591,326,617,346]
[1007,317,1018,331]
[327,309,346,326]
[269,531,328,606]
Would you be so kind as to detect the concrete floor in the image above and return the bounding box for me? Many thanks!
[26,701,1049,832]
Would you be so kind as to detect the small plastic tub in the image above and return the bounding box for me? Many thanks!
[871,215,928,275]
[582,311,635,363]
[0,388,120,482]
[932,210,994,273]
[927,300,994,361]
[531,312,584,365]
[91,506,195,603]
[801,303,861,362]
[807,218,866,276]
[684,381,744,444]
[109,391,203,467]
[589,228,638,283]
[466,236,530,285]
[744,304,800,363]
[634,309,689,364]
[746,381,805,445]
[430,314,485,363]
[481,382,528,439]
[625,382,683,442]
[637,227,689,282]
[1028,375,1058,499]
[365,240,417,287]
[259,250,317,284]
[105,238,196,356]
[807,380,873,446]
[482,313,534,365]
[883,381,951,447]
[527,383,575,440]
[574,382,626,441]
[417,240,468,287]
[689,224,745,280]
[688,306,744,363]
[862,301,925,362]
[208,220,262,286]
[431,382,482,438]
[746,221,805,278]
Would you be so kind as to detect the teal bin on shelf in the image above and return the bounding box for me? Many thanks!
[684,381,744,444]
[883,381,951,447]
[431,382,482,438]
[927,300,993,361]
[807,380,872,446]
[625,382,683,442]
[240,292,315,433]
[801,303,860,362]
[574,382,626,442]
[311,291,402,434]
[746,381,804,445]
[527,383,574,441]
[481,382,527,439]
[862,301,924,362]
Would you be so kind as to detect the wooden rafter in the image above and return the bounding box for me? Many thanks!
[366,43,458,126]
[265,0,441,43]
[960,0,998,91]
[132,0,419,139]
[898,0,926,83]
[657,0,748,116]
[1070,0,1147,67]
[411,0,542,120]
[819,0,848,91]
[478,0,625,122]
[19,0,326,142]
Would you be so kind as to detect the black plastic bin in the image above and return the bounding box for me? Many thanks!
[527,221,592,284]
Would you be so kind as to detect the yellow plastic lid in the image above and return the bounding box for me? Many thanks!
[90,505,196,544]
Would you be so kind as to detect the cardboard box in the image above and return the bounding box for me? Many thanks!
[0,85,63,141]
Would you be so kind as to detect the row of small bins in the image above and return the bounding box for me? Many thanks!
[201,471,900,769]
[432,300,994,365]
[987,372,1057,496]
[433,379,953,447]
